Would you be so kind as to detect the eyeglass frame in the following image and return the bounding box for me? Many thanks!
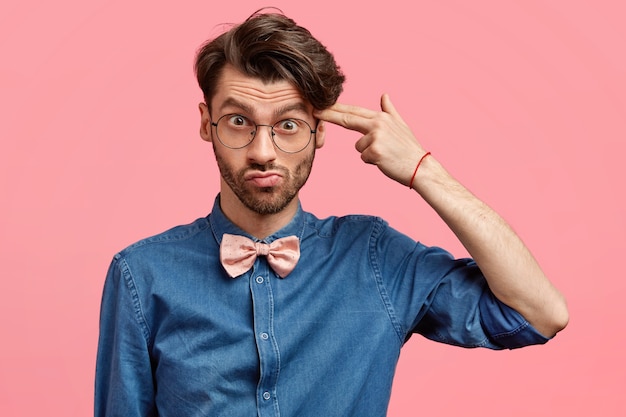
[210,113,318,154]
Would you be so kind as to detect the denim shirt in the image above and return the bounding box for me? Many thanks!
[95,196,549,417]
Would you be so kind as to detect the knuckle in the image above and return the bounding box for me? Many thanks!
[371,118,385,130]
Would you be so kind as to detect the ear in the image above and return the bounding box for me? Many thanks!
[314,120,326,149]
[199,102,212,142]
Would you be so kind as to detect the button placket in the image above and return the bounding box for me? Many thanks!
[249,258,281,416]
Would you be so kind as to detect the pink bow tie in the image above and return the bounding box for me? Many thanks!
[220,233,300,278]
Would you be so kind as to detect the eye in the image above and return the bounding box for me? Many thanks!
[226,114,251,127]
[274,119,301,134]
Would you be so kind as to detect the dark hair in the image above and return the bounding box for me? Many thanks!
[194,10,345,110]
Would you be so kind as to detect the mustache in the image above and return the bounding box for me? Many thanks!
[245,163,285,173]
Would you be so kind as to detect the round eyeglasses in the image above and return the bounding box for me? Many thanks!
[211,114,317,153]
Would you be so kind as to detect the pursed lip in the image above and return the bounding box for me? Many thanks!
[244,170,283,187]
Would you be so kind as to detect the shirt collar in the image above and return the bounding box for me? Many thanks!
[208,194,306,245]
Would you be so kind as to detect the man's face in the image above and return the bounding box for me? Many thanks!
[199,65,325,216]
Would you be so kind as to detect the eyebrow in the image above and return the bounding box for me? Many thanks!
[219,98,310,119]
[274,103,310,118]
[219,98,255,115]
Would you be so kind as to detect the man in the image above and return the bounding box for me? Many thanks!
[95,10,568,417]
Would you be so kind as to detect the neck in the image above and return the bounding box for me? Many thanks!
[218,187,299,240]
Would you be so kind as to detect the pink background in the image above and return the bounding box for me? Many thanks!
[1,1,624,416]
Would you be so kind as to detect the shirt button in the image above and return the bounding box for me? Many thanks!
[263,391,271,400]
[260,332,269,340]
[256,276,264,284]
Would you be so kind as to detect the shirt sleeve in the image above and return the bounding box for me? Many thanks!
[374,221,550,350]
[95,254,157,417]
[409,256,550,349]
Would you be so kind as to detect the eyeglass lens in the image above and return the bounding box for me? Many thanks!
[214,114,314,153]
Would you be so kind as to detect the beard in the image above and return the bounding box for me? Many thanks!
[213,146,315,215]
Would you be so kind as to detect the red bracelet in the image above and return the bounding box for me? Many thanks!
[408,151,431,189]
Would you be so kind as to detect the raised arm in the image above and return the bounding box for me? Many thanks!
[315,94,568,337]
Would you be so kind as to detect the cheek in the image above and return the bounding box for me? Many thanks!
[292,151,315,176]
[213,145,238,173]
[213,143,242,164]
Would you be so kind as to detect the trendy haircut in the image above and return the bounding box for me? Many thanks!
[194,10,346,111]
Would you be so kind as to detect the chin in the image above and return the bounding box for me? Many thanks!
[242,189,297,215]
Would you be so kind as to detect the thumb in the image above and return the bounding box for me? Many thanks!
[380,93,399,117]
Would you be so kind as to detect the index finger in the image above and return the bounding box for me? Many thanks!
[314,103,378,134]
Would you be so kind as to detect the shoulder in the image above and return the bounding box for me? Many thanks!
[116,216,212,260]
[105,216,217,290]
[302,211,389,238]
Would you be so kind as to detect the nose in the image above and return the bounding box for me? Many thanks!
[246,124,277,164]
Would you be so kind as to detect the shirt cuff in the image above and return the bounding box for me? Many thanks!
[480,290,551,349]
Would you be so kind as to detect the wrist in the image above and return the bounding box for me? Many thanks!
[408,152,431,189]
[409,152,448,192]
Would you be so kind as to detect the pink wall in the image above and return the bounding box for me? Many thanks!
[1,1,624,415]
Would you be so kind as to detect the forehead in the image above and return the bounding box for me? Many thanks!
[211,65,311,117]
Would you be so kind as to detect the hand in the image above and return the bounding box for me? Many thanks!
[314,93,428,186]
